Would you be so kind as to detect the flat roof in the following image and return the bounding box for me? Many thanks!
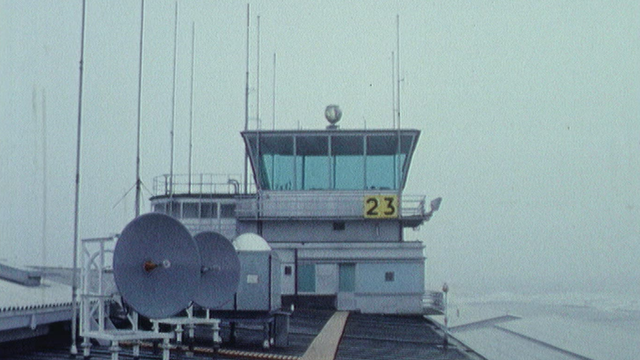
[2,310,481,360]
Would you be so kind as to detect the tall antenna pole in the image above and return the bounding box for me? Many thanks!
[188,21,196,192]
[396,15,401,130]
[395,14,402,238]
[169,2,178,195]
[70,0,87,355]
[272,53,276,130]
[243,4,250,193]
[391,51,395,128]
[256,15,260,130]
[41,89,48,267]
[134,0,146,217]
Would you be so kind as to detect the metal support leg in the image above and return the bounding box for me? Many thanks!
[176,324,184,357]
[152,322,160,355]
[212,319,221,352]
[82,337,91,360]
[229,322,236,344]
[187,323,196,355]
[162,338,171,360]
[133,340,141,360]
[262,322,270,349]
[109,340,120,360]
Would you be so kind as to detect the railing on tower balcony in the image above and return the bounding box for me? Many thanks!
[235,191,429,220]
[153,174,255,196]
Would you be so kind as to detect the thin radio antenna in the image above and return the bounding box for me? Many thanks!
[396,14,401,130]
[256,15,261,130]
[188,21,196,192]
[396,15,403,203]
[169,2,178,195]
[70,0,87,355]
[134,0,146,217]
[272,53,276,130]
[243,4,250,194]
[391,51,395,128]
[41,89,48,267]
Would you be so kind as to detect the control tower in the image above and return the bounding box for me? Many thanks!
[150,106,440,314]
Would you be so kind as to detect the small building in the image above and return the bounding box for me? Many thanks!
[150,113,439,314]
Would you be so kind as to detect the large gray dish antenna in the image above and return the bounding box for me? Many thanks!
[113,213,200,319]
[193,231,241,309]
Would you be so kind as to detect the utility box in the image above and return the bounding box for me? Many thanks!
[230,233,281,312]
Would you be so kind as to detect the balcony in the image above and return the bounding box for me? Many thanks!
[236,191,434,227]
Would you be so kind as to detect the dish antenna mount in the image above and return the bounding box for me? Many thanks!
[113,213,240,319]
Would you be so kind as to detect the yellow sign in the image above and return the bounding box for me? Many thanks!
[364,195,398,218]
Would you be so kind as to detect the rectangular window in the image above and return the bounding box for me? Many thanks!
[153,203,165,213]
[259,136,295,190]
[183,203,198,218]
[385,271,395,282]
[200,203,218,218]
[220,204,235,218]
[284,265,293,276]
[332,136,364,190]
[297,264,316,293]
[169,201,181,218]
[296,136,329,190]
[333,222,345,231]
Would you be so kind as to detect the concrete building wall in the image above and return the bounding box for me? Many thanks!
[260,220,400,243]
[270,243,426,313]
[355,294,424,314]
[356,262,424,294]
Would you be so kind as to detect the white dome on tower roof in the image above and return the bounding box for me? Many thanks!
[233,233,271,252]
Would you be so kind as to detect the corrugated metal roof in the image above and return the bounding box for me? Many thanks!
[0,278,71,312]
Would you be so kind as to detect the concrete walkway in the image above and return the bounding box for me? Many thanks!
[300,311,350,360]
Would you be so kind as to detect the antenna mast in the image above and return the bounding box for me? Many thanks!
[272,53,276,130]
[70,0,87,355]
[395,15,403,230]
[134,0,146,217]
[243,4,250,194]
[256,15,260,130]
[188,21,196,192]
[41,89,48,267]
[396,14,401,130]
[391,51,395,128]
[169,2,178,195]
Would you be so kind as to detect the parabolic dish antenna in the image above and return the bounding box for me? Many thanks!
[193,231,241,309]
[113,213,201,319]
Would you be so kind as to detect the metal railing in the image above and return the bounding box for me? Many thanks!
[236,191,428,219]
[182,222,237,239]
[153,173,255,196]
[424,291,445,315]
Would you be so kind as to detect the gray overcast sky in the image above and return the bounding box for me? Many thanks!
[1,0,639,295]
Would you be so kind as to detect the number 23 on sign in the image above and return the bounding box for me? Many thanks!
[364,195,398,218]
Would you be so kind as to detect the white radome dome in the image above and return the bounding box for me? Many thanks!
[233,233,271,252]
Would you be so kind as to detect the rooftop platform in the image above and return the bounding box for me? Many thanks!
[0,265,74,344]
[2,310,483,360]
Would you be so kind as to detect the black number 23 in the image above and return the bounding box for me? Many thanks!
[366,196,396,217]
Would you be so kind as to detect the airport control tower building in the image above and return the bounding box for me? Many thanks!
[150,106,440,314]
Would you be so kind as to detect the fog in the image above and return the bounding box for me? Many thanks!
[1,0,639,296]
